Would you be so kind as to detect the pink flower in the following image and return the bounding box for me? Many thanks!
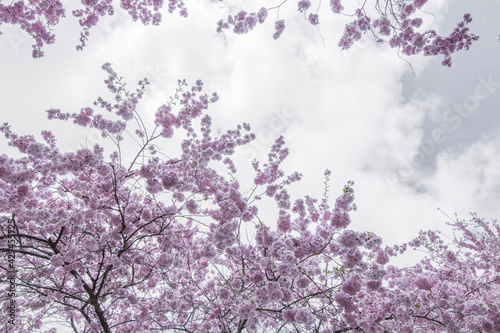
[257,7,268,23]
[256,225,274,247]
[83,13,99,27]
[339,230,360,247]
[127,294,138,304]
[335,292,356,312]
[297,277,310,288]
[252,272,264,283]
[294,309,315,324]
[146,178,163,194]
[308,13,319,25]
[27,142,46,159]
[283,309,297,322]
[376,251,390,265]
[185,199,198,214]
[267,282,284,301]
[282,287,293,302]
[343,248,363,267]
[401,4,415,18]
[414,276,433,291]
[277,211,291,233]
[266,185,279,197]
[332,209,350,228]
[367,280,382,290]
[329,0,343,13]
[298,0,311,12]
[444,249,457,262]
[161,172,178,189]
[413,0,428,8]
[357,16,370,31]
[219,288,231,300]
[273,20,286,40]
[411,18,423,28]
[50,254,64,267]
[342,275,362,295]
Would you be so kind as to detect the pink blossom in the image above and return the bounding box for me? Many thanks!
[282,287,293,302]
[342,275,362,295]
[297,0,311,12]
[277,211,291,233]
[357,15,370,31]
[257,7,267,23]
[332,209,350,228]
[308,13,319,25]
[27,142,46,159]
[267,281,284,301]
[185,199,198,213]
[273,20,286,40]
[161,172,178,189]
[219,288,231,300]
[413,0,428,8]
[50,254,64,267]
[339,230,361,247]
[329,0,343,13]
[414,276,433,291]
[376,250,390,265]
[297,277,310,288]
[283,309,297,322]
[294,308,315,325]
[335,292,356,312]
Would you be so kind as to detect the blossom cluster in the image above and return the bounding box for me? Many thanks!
[0,0,187,57]
[0,0,64,57]
[216,8,268,35]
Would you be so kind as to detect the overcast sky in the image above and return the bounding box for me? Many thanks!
[1,0,499,263]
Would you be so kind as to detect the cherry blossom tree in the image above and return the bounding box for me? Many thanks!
[0,0,478,65]
[380,214,500,332]
[323,212,500,333]
[0,63,375,332]
[1,63,499,333]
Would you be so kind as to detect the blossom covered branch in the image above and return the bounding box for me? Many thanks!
[0,0,478,65]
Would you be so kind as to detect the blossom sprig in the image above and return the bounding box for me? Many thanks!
[0,0,65,57]
[0,0,187,57]
[216,0,479,67]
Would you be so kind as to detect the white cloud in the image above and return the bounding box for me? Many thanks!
[427,132,500,220]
